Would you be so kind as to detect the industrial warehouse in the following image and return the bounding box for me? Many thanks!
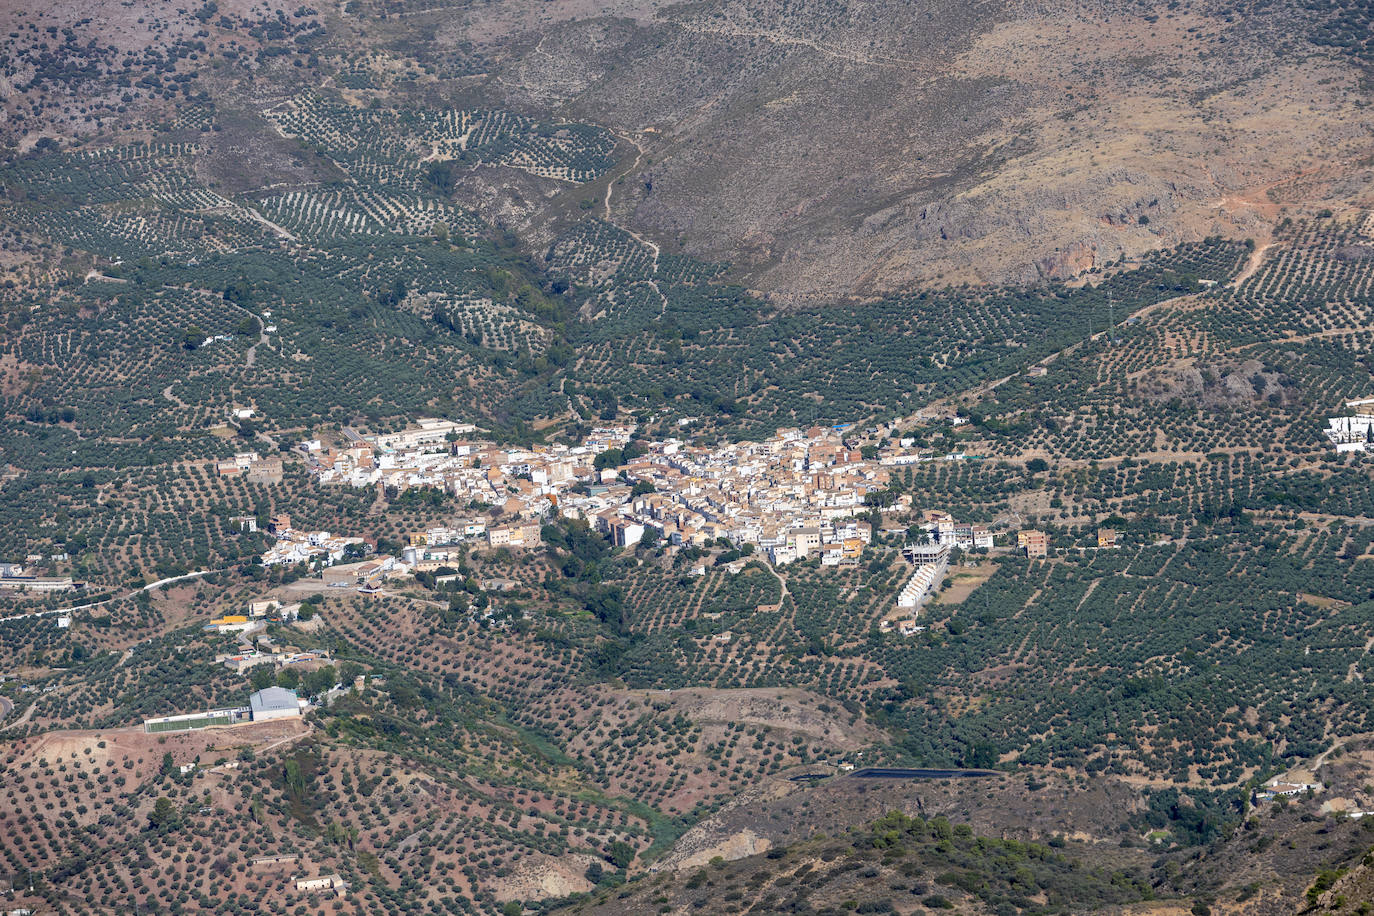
[142,688,305,733]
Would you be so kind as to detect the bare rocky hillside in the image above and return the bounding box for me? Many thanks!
[426,0,1374,301]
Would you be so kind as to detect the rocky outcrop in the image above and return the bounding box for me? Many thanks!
[1037,240,1097,280]
[492,852,600,903]
[1135,358,1294,408]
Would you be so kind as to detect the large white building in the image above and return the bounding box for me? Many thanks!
[371,418,476,452]
[249,687,303,721]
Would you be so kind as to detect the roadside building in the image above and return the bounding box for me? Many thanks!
[372,418,475,451]
[0,575,76,592]
[248,599,281,618]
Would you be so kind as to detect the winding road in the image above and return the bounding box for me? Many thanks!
[599,132,670,316]
[0,569,223,625]
[0,696,38,731]
[161,384,187,408]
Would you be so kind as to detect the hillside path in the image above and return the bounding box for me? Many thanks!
[1228,241,1275,290]
[669,21,921,69]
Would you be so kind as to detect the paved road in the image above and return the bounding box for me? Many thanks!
[0,696,36,731]
[0,569,223,624]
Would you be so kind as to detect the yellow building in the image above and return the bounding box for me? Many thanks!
[204,615,254,632]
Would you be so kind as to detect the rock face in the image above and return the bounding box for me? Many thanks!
[1333,244,1374,261]
[1037,241,1098,281]
[492,852,599,903]
[652,777,797,872]
[661,828,774,871]
[653,766,1153,874]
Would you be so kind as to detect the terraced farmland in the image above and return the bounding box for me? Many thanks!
[264,92,617,186]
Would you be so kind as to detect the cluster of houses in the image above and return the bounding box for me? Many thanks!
[916,511,995,552]
[214,450,284,484]
[888,510,994,619]
[224,417,1119,600]
[204,597,305,633]
[301,418,972,566]
[256,515,369,568]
